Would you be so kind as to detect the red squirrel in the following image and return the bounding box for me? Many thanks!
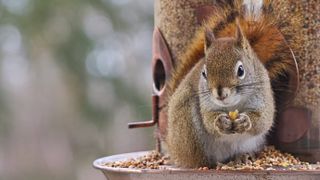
[165,0,300,168]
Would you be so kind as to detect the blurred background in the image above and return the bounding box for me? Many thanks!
[0,0,154,179]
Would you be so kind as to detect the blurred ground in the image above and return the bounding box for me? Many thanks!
[0,0,155,179]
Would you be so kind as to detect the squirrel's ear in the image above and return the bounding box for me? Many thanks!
[235,20,248,48]
[205,29,215,49]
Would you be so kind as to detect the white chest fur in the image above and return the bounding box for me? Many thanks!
[191,104,265,164]
[203,133,265,163]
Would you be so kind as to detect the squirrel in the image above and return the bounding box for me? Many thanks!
[165,0,300,168]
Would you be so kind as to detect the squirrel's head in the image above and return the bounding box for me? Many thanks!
[200,23,266,108]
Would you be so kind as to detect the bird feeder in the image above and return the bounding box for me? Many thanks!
[94,0,320,179]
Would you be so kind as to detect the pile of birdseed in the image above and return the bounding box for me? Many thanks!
[104,151,170,169]
[215,146,319,171]
[104,146,320,171]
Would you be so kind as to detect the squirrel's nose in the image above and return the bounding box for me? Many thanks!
[218,95,227,101]
[217,86,230,101]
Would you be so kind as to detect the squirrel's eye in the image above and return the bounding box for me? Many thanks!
[202,68,207,79]
[202,70,207,79]
[236,61,245,79]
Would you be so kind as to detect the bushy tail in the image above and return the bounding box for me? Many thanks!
[167,0,301,108]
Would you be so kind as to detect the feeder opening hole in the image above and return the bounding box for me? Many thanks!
[153,59,166,93]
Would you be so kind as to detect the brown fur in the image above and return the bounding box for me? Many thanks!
[166,61,207,167]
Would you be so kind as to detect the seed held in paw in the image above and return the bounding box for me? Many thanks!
[228,110,239,121]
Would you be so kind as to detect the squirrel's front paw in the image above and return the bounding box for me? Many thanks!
[214,113,233,134]
[233,113,252,133]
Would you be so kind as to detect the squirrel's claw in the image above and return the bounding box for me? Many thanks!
[214,113,234,135]
[233,113,252,133]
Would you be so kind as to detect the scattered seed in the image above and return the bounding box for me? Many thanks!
[104,151,169,169]
[216,146,319,171]
[104,146,320,171]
